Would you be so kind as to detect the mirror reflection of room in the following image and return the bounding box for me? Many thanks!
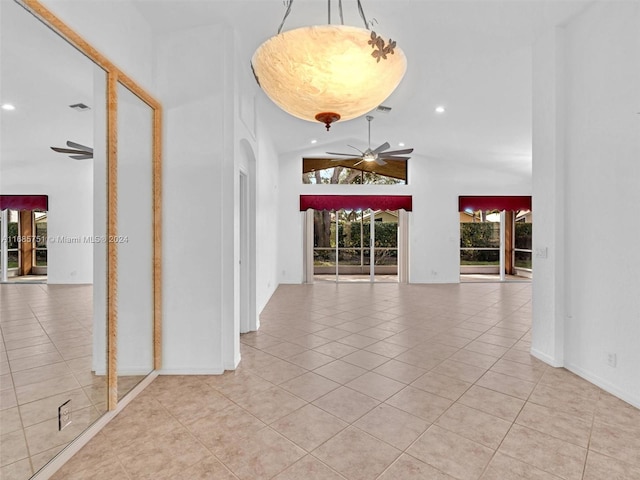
[116,82,155,399]
[0,1,108,478]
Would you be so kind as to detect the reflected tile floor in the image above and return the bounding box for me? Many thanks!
[0,284,143,480]
[41,283,640,480]
[0,283,106,479]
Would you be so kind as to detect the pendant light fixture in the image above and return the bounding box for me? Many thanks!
[251,0,407,131]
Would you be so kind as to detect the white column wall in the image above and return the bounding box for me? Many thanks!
[530,27,566,367]
[157,24,231,373]
[563,2,640,406]
[532,2,640,407]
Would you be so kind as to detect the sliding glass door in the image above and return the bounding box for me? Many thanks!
[313,208,398,283]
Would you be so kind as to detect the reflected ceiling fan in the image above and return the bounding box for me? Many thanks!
[50,141,93,160]
[326,115,413,166]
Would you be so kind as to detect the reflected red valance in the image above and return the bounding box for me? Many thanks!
[300,195,412,212]
[0,195,48,211]
[459,195,531,212]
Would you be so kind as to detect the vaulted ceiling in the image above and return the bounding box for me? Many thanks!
[132,0,590,179]
[1,0,591,180]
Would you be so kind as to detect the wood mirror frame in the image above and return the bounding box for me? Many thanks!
[13,1,162,476]
[18,0,162,409]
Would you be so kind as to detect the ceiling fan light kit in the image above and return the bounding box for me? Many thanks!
[251,0,407,130]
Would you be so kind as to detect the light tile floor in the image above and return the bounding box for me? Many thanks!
[12,282,640,479]
[0,284,143,480]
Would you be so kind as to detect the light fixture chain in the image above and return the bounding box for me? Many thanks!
[357,0,369,30]
[277,0,293,34]
[328,0,331,24]
[339,0,344,24]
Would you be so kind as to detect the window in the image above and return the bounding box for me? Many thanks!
[34,211,47,267]
[6,209,20,270]
[313,208,399,282]
[460,210,501,267]
[514,210,532,270]
[302,158,407,185]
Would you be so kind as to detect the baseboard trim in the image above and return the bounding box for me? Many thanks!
[565,363,640,409]
[158,367,225,375]
[530,347,564,367]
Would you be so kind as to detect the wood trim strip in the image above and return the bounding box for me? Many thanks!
[153,107,163,370]
[107,72,119,411]
[118,73,161,110]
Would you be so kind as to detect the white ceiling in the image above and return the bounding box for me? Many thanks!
[131,0,590,179]
[0,0,96,173]
[1,0,591,180]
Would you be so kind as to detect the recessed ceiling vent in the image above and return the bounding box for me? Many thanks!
[69,103,91,112]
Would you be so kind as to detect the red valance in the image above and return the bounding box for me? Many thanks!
[300,195,412,212]
[0,195,48,211]
[459,196,531,212]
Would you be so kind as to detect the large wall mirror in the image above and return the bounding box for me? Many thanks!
[0,1,162,479]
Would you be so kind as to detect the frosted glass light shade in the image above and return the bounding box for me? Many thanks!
[251,25,406,129]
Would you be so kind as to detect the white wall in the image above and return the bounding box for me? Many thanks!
[235,58,280,326]
[254,122,280,314]
[530,26,566,367]
[39,0,155,95]
[278,150,531,285]
[532,2,640,407]
[156,24,231,374]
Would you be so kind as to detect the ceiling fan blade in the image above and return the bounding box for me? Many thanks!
[66,141,93,153]
[51,147,88,154]
[380,148,414,156]
[326,151,362,157]
[353,160,365,167]
[69,154,93,160]
[347,145,365,155]
[372,142,391,154]
[374,158,388,166]
[330,157,361,162]
[380,156,411,161]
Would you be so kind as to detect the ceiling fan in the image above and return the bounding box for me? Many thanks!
[50,140,93,160]
[326,115,413,166]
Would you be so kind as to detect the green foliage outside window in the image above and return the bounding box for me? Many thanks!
[515,223,532,249]
[339,222,397,248]
[460,222,500,265]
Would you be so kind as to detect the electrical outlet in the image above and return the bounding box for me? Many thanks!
[58,399,72,431]
[606,353,617,368]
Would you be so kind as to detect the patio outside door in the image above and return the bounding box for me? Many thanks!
[312,208,398,283]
